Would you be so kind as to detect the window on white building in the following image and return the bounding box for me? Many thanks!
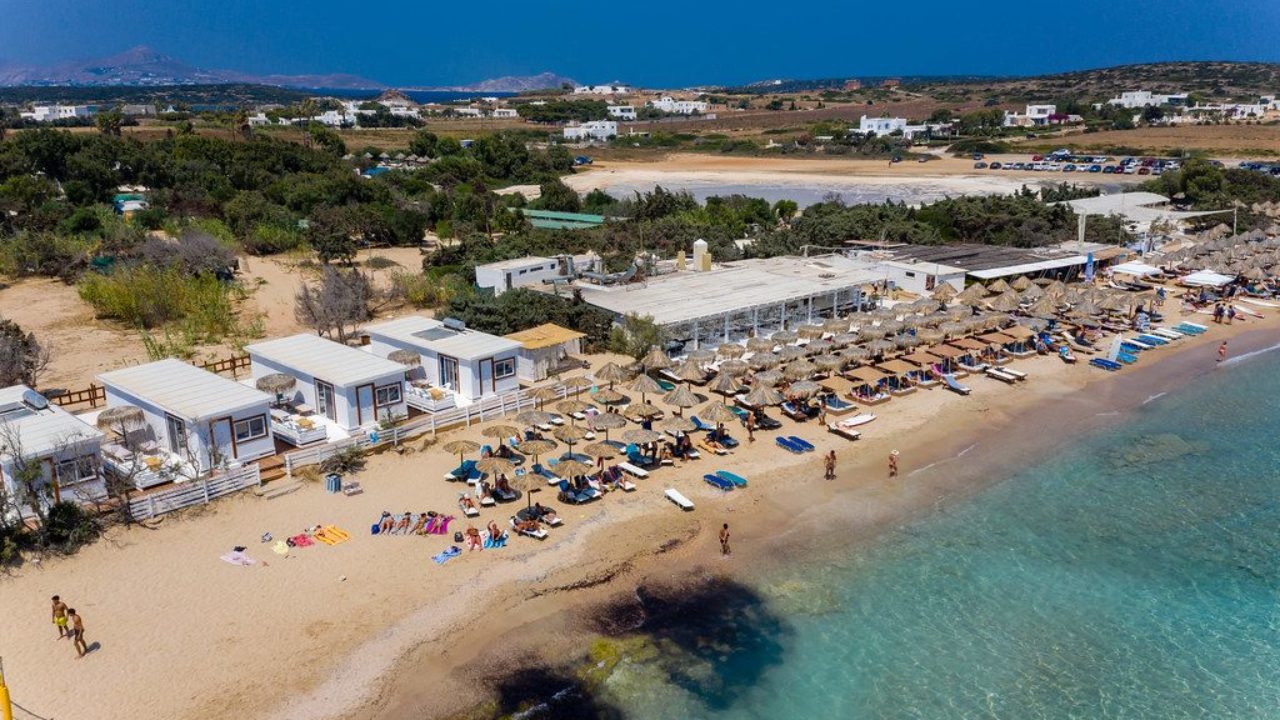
[56,454,99,485]
[234,415,268,443]
[375,383,403,406]
[494,358,516,379]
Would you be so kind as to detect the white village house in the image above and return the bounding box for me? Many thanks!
[96,360,275,481]
[647,96,707,115]
[563,120,618,141]
[363,316,522,405]
[19,104,93,122]
[246,334,409,431]
[0,385,105,520]
[858,115,908,136]
[607,105,637,121]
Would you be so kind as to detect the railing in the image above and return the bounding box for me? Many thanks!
[49,384,106,409]
[126,464,262,520]
[199,354,251,377]
[281,385,571,477]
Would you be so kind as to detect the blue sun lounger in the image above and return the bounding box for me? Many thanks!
[716,470,748,487]
[776,436,805,453]
[445,459,481,482]
[1089,358,1122,371]
[703,474,735,491]
[690,415,714,432]
[942,374,971,395]
[1174,323,1206,335]
[1136,334,1168,346]
[787,436,815,452]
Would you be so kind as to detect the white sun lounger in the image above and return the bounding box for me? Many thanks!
[1151,328,1184,340]
[1002,367,1028,381]
[985,367,1019,384]
[665,488,695,510]
[827,422,861,441]
[509,517,548,540]
[1241,298,1280,308]
[942,374,972,395]
[618,479,637,492]
[618,462,650,478]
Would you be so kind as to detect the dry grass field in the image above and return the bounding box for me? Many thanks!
[1014,124,1280,156]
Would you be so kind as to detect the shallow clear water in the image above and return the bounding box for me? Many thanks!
[591,348,1280,719]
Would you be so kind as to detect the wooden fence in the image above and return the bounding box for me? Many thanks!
[200,354,251,377]
[126,464,262,521]
[282,385,566,477]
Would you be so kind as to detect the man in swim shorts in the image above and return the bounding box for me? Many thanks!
[52,595,69,638]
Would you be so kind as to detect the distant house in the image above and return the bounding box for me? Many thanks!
[647,96,707,115]
[452,107,484,118]
[563,120,618,141]
[573,84,631,95]
[491,108,519,118]
[880,78,901,88]
[843,79,863,91]
[1106,90,1189,109]
[120,104,156,116]
[19,104,93,122]
[247,112,273,126]
[858,115,908,136]
[475,256,565,295]
[607,105,637,121]
[1003,104,1057,127]
[0,385,105,521]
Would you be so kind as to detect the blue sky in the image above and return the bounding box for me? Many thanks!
[2,0,1278,86]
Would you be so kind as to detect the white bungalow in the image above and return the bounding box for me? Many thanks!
[364,316,522,406]
[0,386,105,520]
[96,360,275,485]
[246,334,408,431]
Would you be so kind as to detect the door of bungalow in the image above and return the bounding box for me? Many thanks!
[210,417,236,467]
[479,358,494,396]
[439,356,459,392]
[316,380,337,422]
[356,384,375,426]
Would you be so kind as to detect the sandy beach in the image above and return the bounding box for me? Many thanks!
[0,296,1274,720]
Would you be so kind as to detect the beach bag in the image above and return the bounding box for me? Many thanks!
[453,531,463,543]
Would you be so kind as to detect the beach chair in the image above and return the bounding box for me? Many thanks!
[532,462,564,486]
[827,421,861,441]
[1136,334,1168,346]
[775,436,805,454]
[984,367,1019,384]
[716,470,748,487]
[698,439,729,456]
[703,474,735,491]
[665,488,695,510]
[1151,328,1184,340]
[689,415,714,432]
[942,373,972,395]
[509,516,548,540]
[617,461,650,478]
[1089,358,1121,371]
[445,459,480,482]
[458,493,480,517]
[788,436,816,452]
[1002,367,1028,381]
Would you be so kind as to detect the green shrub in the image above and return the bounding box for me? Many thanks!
[40,501,100,551]
[389,271,441,307]
[242,224,304,255]
[78,265,239,335]
[0,231,92,279]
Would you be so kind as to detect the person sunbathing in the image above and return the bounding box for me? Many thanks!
[378,512,394,534]
[464,526,482,550]
[515,517,541,534]
[659,444,674,463]
[533,503,558,523]
[495,475,514,494]
[411,513,430,534]
[487,520,502,540]
[458,495,477,512]
[394,513,412,534]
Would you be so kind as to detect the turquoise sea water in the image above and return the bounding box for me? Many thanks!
[553,346,1280,719]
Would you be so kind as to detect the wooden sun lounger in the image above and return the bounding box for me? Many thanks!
[1002,367,1028,381]
[984,367,1019,384]
[665,488,695,510]
[827,422,862,441]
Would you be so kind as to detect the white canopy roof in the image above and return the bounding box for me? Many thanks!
[1109,261,1162,277]
[1180,270,1235,287]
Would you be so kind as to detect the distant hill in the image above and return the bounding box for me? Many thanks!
[410,72,577,93]
[0,45,384,89]
[0,83,311,107]
[905,61,1280,102]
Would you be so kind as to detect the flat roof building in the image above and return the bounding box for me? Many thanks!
[0,385,104,518]
[363,316,522,403]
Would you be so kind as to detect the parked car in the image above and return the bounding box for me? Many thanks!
[988,162,1001,170]
[974,161,989,169]
[1032,154,1044,161]
[1102,166,1115,174]
[1138,167,1151,175]
[1088,164,1102,173]
[1063,164,1077,172]
[973,153,985,160]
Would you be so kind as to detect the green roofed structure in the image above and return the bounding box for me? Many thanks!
[520,209,608,230]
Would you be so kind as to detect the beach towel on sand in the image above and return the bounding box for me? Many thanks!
[272,541,290,556]
[432,546,462,565]
[220,550,257,566]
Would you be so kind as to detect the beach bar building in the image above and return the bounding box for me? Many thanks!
[504,323,588,382]
[363,316,522,405]
[0,385,105,519]
[246,334,408,431]
[96,360,275,480]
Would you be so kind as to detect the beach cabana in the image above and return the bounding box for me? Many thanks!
[875,359,919,396]
[364,316,522,403]
[925,344,969,377]
[947,338,991,371]
[97,359,274,482]
[0,385,105,520]
[996,325,1038,357]
[845,367,891,405]
[503,323,588,382]
[246,334,408,431]
[900,350,943,387]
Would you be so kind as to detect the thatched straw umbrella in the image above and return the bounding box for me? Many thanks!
[916,328,945,344]
[710,373,743,398]
[254,373,297,404]
[797,324,826,341]
[932,283,958,301]
[746,336,775,353]
[778,345,807,361]
[627,374,664,403]
[866,339,895,358]
[562,375,594,396]
[831,332,858,348]
[588,411,628,441]
[515,409,554,427]
[1010,276,1032,291]
[552,424,588,451]
[806,339,834,357]
[519,438,557,467]
[749,352,781,369]
[718,342,747,358]
[841,346,871,364]
[823,317,850,334]
[663,384,700,415]
[987,278,1013,294]
[788,379,822,397]
[530,385,563,409]
[627,402,662,419]
[813,354,844,374]
[957,283,987,304]
[595,362,632,388]
[686,348,717,364]
[387,349,421,367]
[475,456,515,479]
[660,415,697,434]
[700,401,740,424]
[555,459,594,479]
[1027,295,1059,319]
[988,290,1021,313]
[860,325,887,341]
[1020,284,1045,301]
[743,384,783,406]
[753,370,784,387]
[556,399,592,424]
[481,424,519,440]
[582,442,617,460]
[771,330,798,345]
[784,359,817,380]
[879,319,904,335]
[671,361,707,386]
[442,439,481,467]
[623,428,663,445]
[641,347,672,371]
[96,405,144,432]
[717,359,749,376]
[593,389,627,405]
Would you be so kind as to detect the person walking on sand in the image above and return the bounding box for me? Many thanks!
[68,608,87,658]
[746,413,756,443]
[1218,341,1228,363]
[719,523,731,555]
[51,595,69,639]
[824,450,836,480]
[889,450,899,478]
[1227,305,1237,324]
